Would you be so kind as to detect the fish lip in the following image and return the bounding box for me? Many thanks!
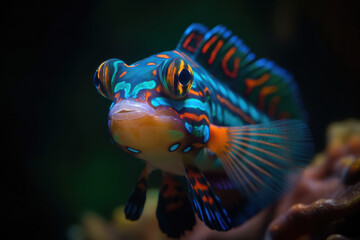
[109,100,178,121]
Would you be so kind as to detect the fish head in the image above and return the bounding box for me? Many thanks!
[93,53,211,171]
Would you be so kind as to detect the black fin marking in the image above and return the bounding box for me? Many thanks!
[156,173,195,238]
[124,167,148,220]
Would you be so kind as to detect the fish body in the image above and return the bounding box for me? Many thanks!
[94,23,313,238]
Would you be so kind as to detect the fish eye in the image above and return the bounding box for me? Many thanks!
[94,59,121,100]
[159,57,194,98]
[178,69,191,86]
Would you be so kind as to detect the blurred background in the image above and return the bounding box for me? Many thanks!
[3,0,359,239]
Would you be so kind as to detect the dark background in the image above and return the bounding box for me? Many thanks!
[3,0,360,239]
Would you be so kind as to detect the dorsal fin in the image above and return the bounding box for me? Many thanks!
[176,23,208,57]
[177,24,307,120]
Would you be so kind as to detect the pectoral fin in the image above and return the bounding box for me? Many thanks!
[207,119,314,209]
[184,164,231,231]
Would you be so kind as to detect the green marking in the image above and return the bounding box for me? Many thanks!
[112,132,121,144]
[192,125,204,137]
[168,130,184,140]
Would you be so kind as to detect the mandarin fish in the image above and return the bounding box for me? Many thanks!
[93,23,314,238]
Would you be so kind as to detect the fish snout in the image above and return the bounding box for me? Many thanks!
[109,100,156,121]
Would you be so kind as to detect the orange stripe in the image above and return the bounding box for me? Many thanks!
[182,33,196,52]
[232,139,286,161]
[119,71,127,78]
[168,107,180,118]
[189,89,200,96]
[258,86,278,110]
[230,132,287,139]
[230,144,279,169]
[208,40,223,65]
[156,54,170,59]
[232,136,288,150]
[221,47,240,79]
[152,69,157,76]
[268,96,281,117]
[145,91,151,104]
[173,50,182,56]
[156,85,161,93]
[229,151,271,177]
[124,63,139,68]
[227,152,264,188]
[216,94,255,124]
[202,36,218,54]
[245,73,270,95]
[180,112,210,124]
[222,154,254,191]
[229,126,277,132]
[204,86,211,95]
[146,62,156,65]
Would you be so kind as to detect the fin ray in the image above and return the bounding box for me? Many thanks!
[208,119,313,208]
[184,165,231,231]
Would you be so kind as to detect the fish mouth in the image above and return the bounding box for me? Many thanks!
[109,100,178,121]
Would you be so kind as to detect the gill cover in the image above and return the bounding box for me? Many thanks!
[158,57,194,99]
[94,58,123,100]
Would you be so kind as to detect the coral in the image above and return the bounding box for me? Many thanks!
[267,119,360,240]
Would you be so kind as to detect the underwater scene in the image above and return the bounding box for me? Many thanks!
[4,1,359,239]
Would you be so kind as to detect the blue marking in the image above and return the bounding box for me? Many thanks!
[215,211,226,230]
[131,80,156,98]
[218,83,227,96]
[184,26,192,35]
[211,101,216,117]
[249,105,260,121]
[239,45,250,54]
[228,91,237,103]
[203,125,209,142]
[224,109,243,125]
[256,58,266,67]
[127,147,141,153]
[247,53,256,61]
[185,122,193,133]
[114,81,131,98]
[216,104,223,122]
[238,97,248,112]
[169,143,180,152]
[223,30,232,38]
[204,208,212,225]
[151,97,208,112]
[183,146,192,152]
[264,60,274,69]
